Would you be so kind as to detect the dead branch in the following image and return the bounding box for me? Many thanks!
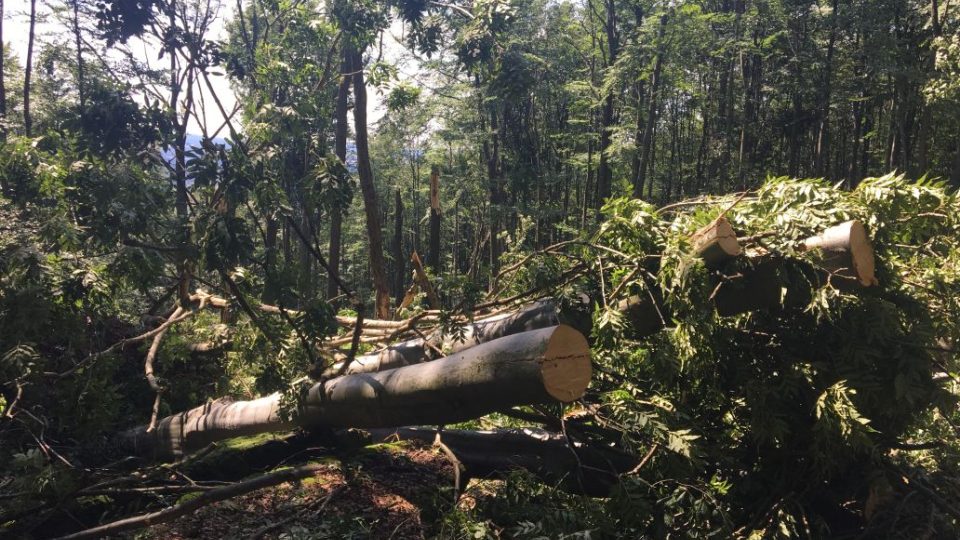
[145,307,183,431]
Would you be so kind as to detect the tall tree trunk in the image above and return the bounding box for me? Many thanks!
[349,46,391,319]
[0,0,6,128]
[393,187,404,304]
[814,5,836,178]
[483,98,502,276]
[262,216,279,304]
[634,14,668,198]
[73,0,84,109]
[167,3,193,305]
[23,0,37,137]
[427,165,441,272]
[328,53,350,300]
[597,0,620,206]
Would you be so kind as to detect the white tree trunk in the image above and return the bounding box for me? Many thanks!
[121,325,591,460]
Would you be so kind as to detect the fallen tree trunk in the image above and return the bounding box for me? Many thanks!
[121,325,591,460]
[323,299,560,377]
[365,427,638,497]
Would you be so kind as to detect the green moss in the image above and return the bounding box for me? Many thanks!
[222,432,283,450]
[176,491,203,505]
[359,440,414,454]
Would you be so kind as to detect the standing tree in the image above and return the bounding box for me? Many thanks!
[23,0,36,136]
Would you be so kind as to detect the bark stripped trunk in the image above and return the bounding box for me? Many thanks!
[349,46,391,318]
[121,325,592,460]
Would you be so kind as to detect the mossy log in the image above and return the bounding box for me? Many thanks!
[120,325,591,460]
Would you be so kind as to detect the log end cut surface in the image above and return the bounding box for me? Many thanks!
[803,220,877,287]
[846,221,877,286]
[540,324,592,402]
[693,217,742,267]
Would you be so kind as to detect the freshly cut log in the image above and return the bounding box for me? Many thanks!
[120,325,591,460]
[691,216,741,268]
[617,291,667,338]
[611,218,739,339]
[323,300,559,377]
[302,325,591,428]
[364,427,638,496]
[799,220,877,287]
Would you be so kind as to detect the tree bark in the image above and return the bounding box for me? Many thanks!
[393,187,405,304]
[328,51,350,300]
[121,325,591,460]
[428,165,441,272]
[0,0,6,126]
[349,46,391,318]
[23,0,37,136]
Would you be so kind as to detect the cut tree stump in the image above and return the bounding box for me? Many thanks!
[120,325,591,460]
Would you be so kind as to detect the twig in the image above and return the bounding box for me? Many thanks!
[337,302,365,378]
[625,443,659,476]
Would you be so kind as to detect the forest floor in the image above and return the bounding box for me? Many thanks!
[139,439,461,540]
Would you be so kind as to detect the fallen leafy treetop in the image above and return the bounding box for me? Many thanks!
[540,173,960,536]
